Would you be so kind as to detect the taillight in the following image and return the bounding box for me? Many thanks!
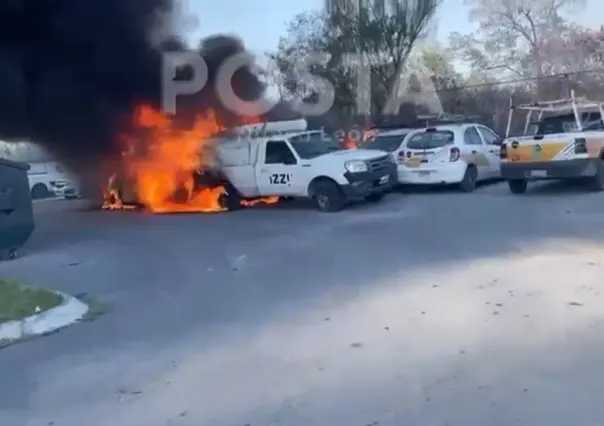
[449,147,460,162]
[397,151,405,164]
[500,144,508,159]
[574,137,587,154]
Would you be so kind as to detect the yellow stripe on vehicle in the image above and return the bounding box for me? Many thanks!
[404,157,422,167]
[471,153,489,166]
[508,142,567,162]
[459,153,488,165]
[404,146,449,167]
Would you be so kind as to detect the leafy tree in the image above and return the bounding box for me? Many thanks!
[328,0,441,117]
[272,0,442,126]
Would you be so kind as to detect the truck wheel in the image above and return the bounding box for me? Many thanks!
[31,184,50,200]
[365,193,385,203]
[458,165,477,192]
[588,158,604,191]
[311,180,345,212]
[508,179,527,194]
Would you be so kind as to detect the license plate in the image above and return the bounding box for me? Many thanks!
[530,170,547,177]
[417,171,430,176]
[379,175,389,184]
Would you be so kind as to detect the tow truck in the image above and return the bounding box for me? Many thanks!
[500,91,604,193]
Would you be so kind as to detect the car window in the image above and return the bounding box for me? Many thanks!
[288,133,343,159]
[477,127,500,144]
[464,127,483,145]
[537,112,603,134]
[265,141,297,164]
[364,134,407,152]
[406,130,454,149]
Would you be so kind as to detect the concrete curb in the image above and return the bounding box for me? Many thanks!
[0,292,89,343]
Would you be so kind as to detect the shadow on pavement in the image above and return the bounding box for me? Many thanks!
[398,178,503,194]
[523,178,596,195]
[2,189,604,423]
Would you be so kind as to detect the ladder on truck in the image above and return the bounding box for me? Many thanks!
[505,90,604,137]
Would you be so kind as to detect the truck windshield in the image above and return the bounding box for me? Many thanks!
[537,112,603,134]
[289,133,343,159]
[364,134,407,152]
[406,130,454,149]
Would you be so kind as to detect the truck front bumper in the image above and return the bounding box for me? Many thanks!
[342,164,397,200]
[501,158,598,180]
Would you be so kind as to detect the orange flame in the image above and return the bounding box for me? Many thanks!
[126,105,224,213]
[241,196,279,206]
[102,105,279,213]
[342,137,357,149]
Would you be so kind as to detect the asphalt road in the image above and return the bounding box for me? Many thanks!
[2,181,604,426]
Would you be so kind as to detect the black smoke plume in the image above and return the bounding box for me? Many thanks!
[0,0,265,184]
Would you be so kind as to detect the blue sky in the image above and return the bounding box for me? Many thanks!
[185,0,600,53]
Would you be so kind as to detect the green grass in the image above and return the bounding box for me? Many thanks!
[0,280,63,323]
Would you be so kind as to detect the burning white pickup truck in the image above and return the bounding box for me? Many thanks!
[104,116,397,213]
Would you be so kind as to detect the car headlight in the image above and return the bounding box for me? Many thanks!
[345,160,368,173]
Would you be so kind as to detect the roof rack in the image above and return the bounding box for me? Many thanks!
[416,113,480,127]
[218,119,309,140]
[512,97,604,112]
[505,90,604,137]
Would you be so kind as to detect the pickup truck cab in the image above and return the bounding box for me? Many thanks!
[500,91,604,193]
[213,127,398,212]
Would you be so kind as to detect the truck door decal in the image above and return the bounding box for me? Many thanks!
[269,173,291,184]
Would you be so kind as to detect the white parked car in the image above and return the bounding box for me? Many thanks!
[27,162,74,199]
[363,128,414,161]
[397,122,503,191]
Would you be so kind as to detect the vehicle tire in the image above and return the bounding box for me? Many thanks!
[31,183,50,200]
[219,182,242,211]
[588,158,604,191]
[458,165,478,192]
[365,193,385,203]
[508,179,527,194]
[311,180,345,212]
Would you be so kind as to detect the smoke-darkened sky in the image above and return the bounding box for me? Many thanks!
[0,0,265,169]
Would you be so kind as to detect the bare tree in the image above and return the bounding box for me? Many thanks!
[449,0,585,83]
